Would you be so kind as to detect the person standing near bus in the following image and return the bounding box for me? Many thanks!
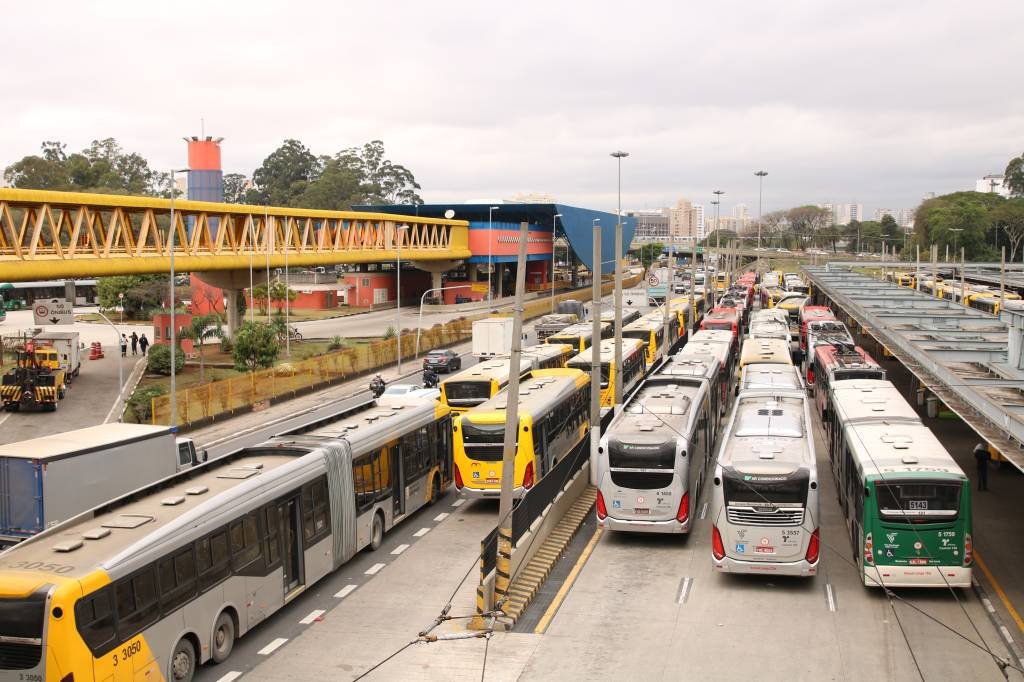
[120,334,128,357]
[130,331,139,355]
[973,443,990,491]
[139,333,150,356]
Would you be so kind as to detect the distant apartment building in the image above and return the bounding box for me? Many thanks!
[898,207,915,229]
[670,198,699,242]
[694,204,705,238]
[975,175,1011,198]
[821,202,863,226]
[627,208,671,240]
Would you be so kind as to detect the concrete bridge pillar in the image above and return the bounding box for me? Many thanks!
[194,270,254,338]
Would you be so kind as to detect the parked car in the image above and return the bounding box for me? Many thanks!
[423,349,462,373]
[383,383,423,396]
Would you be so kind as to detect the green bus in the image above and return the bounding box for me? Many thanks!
[825,379,972,588]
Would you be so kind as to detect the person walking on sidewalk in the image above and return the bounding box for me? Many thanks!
[120,334,128,358]
[139,333,150,356]
[130,331,139,356]
[973,443,990,491]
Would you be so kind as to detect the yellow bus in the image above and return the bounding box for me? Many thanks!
[623,311,680,369]
[453,368,590,498]
[545,321,612,353]
[440,356,533,414]
[715,272,729,291]
[738,337,793,374]
[567,338,647,407]
[517,342,574,370]
[0,396,453,681]
[669,294,705,331]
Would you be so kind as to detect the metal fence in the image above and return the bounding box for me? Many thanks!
[151,274,640,427]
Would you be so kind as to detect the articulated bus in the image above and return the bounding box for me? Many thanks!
[509,343,574,371]
[600,307,642,327]
[596,356,720,534]
[804,321,854,377]
[738,364,804,395]
[798,306,835,351]
[700,307,740,339]
[623,312,680,369]
[676,329,736,414]
[545,322,612,354]
[0,396,452,681]
[775,292,810,335]
[811,343,885,417]
[825,380,973,588]
[567,338,647,408]
[760,286,787,309]
[710,390,820,577]
[668,294,705,331]
[453,368,589,499]
[737,338,793,389]
[440,356,533,414]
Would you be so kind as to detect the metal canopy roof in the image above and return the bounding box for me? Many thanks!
[803,265,1024,472]
[359,203,636,275]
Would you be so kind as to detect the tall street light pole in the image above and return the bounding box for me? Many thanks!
[168,168,190,428]
[488,206,499,301]
[713,190,724,304]
[550,213,563,313]
[610,151,628,413]
[755,170,768,255]
[396,224,409,375]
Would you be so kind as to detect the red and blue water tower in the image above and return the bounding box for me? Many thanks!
[185,136,224,202]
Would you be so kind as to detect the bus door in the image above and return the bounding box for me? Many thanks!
[278,497,305,596]
[391,444,405,517]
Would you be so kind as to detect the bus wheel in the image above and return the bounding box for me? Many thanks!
[169,638,196,682]
[428,475,441,505]
[211,611,236,663]
[370,511,384,551]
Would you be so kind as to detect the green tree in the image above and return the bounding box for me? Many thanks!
[232,321,280,372]
[294,158,361,210]
[246,139,324,206]
[222,173,249,204]
[250,282,270,315]
[180,314,224,383]
[913,192,995,259]
[1004,152,1024,197]
[146,344,185,376]
[127,385,167,423]
[638,242,664,272]
[991,199,1024,261]
[4,138,164,195]
[787,206,832,249]
[336,140,422,205]
[268,280,297,313]
[97,275,167,318]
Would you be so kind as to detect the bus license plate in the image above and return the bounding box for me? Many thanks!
[909,558,928,565]
[485,478,499,484]
[754,546,775,554]
[633,508,649,514]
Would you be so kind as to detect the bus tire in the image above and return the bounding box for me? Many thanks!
[169,637,196,682]
[211,611,236,663]
[370,511,384,551]
[428,475,441,505]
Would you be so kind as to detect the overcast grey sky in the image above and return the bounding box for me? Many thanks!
[5,1,1023,216]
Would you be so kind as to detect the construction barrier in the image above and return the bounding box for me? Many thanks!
[151,275,640,427]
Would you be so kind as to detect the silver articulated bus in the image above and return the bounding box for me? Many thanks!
[710,390,821,577]
[0,396,452,681]
[675,329,736,414]
[596,354,720,534]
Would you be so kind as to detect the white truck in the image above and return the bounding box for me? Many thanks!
[34,331,82,379]
[472,317,516,358]
[0,423,206,547]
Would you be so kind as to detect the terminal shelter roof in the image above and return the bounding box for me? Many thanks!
[360,203,636,275]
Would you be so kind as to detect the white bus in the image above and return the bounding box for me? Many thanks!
[710,390,820,577]
[596,355,720,533]
[676,329,736,414]
[0,395,453,681]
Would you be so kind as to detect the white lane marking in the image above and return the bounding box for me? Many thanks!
[825,584,836,612]
[365,562,387,575]
[1000,625,1015,645]
[700,503,708,520]
[451,499,466,507]
[433,512,449,522]
[216,673,243,682]
[0,413,11,427]
[413,527,431,537]
[391,543,410,555]
[258,638,288,655]
[335,584,358,599]
[299,609,325,625]
[982,597,996,614]
[677,577,692,604]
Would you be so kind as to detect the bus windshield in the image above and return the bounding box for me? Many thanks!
[444,381,494,405]
[568,359,610,387]
[833,369,885,382]
[460,421,509,461]
[875,481,961,523]
[0,588,47,644]
[703,322,734,331]
[608,439,674,469]
[723,469,808,507]
[623,330,651,343]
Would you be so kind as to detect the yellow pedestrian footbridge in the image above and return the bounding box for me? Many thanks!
[0,188,470,281]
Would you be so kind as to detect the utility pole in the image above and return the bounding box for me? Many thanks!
[611,151,628,414]
[690,237,698,338]
[915,244,921,293]
[755,170,768,256]
[589,220,602,486]
[713,190,724,305]
[494,221,530,609]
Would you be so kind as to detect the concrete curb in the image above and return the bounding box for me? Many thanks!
[972,576,1024,671]
[104,356,148,424]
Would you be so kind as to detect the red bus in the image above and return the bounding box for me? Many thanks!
[700,307,740,339]
[798,305,835,351]
[811,343,886,419]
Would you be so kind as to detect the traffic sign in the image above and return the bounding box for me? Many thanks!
[648,275,660,286]
[32,298,74,325]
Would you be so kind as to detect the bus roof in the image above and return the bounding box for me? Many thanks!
[689,329,734,345]
[605,379,706,447]
[830,380,920,424]
[799,306,834,323]
[845,421,966,479]
[546,322,606,340]
[568,338,645,366]
[623,312,669,332]
[814,343,880,372]
[463,368,587,418]
[719,393,813,474]
[740,364,804,393]
[657,353,721,383]
[740,338,792,367]
[442,356,532,387]
[0,423,170,462]
[749,320,790,340]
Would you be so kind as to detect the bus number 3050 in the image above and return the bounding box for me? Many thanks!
[113,640,143,666]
